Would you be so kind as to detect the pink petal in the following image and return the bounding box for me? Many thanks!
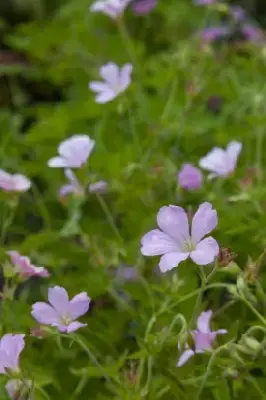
[196,310,213,333]
[199,147,227,176]
[89,81,110,93]
[157,206,190,247]
[48,286,69,315]
[226,141,242,172]
[177,349,195,367]
[48,156,69,168]
[119,63,133,91]
[69,292,91,319]
[95,89,116,103]
[159,252,189,272]
[31,302,58,325]
[141,229,178,256]
[58,135,95,167]
[0,334,25,370]
[191,202,217,244]
[66,321,87,333]
[190,237,219,265]
[99,62,119,86]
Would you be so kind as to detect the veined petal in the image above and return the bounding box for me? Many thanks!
[141,229,178,256]
[191,202,218,244]
[159,252,189,272]
[157,205,190,246]
[190,237,219,265]
[69,292,91,319]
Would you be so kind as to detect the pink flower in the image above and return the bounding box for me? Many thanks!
[141,202,219,272]
[8,251,49,278]
[0,170,31,192]
[199,141,242,179]
[131,0,156,15]
[59,169,84,197]
[90,0,131,19]
[31,286,91,333]
[178,164,203,191]
[89,62,133,103]
[0,334,25,374]
[177,310,227,367]
[200,26,229,43]
[48,135,95,168]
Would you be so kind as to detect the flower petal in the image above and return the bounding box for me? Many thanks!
[226,141,242,172]
[157,206,190,246]
[31,302,58,325]
[12,174,31,191]
[141,229,178,256]
[89,81,110,93]
[191,202,218,244]
[159,252,189,272]
[99,62,119,86]
[48,286,69,315]
[190,237,219,265]
[119,63,133,91]
[48,156,69,168]
[0,334,25,370]
[95,89,116,103]
[69,292,91,319]
[196,310,213,333]
[199,147,227,176]
[177,349,195,367]
[58,135,95,167]
[66,321,87,333]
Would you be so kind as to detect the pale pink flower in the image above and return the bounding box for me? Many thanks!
[199,141,242,179]
[178,164,203,191]
[48,135,95,168]
[0,170,31,192]
[177,310,227,367]
[31,286,90,333]
[8,251,49,278]
[131,0,156,14]
[90,0,131,19]
[89,62,132,103]
[0,334,25,374]
[141,202,219,272]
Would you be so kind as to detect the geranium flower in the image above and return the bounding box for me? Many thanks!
[31,286,91,333]
[48,135,95,168]
[199,141,242,179]
[90,0,131,19]
[0,170,31,192]
[178,164,203,191]
[0,334,25,374]
[141,202,219,272]
[8,251,49,278]
[177,310,227,367]
[89,62,132,103]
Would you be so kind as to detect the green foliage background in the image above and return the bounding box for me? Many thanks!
[1,0,266,399]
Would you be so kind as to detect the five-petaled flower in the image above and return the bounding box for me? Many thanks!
[141,202,219,272]
[199,141,242,179]
[177,310,227,367]
[48,135,95,168]
[0,334,25,374]
[90,0,131,19]
[89,62,133,104]
[0,170,31,192]
[8,251,50,278]
[178,164,203,191]
[31,286,91,333]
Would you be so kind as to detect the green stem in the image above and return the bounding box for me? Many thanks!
[240,297,266,327]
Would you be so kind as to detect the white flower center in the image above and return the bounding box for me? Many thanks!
[183,238,196,252]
